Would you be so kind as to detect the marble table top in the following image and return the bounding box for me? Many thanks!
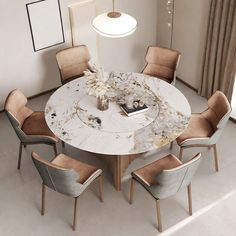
[45,72,191,155]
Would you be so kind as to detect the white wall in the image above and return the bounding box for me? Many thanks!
[98,0,157,72]
[156,0,172,48]
[157,0,211,90]
[231,77,236,119]
[0,0,157,110]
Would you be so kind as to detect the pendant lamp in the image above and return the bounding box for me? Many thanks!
[92,0,137,38]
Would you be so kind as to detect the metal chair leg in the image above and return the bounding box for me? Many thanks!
[187,184,192,216]
[129,178,135,204]
[17,142,23,169]
[41,183,46,215]
[73,197,78,231]
[213,144,219,172]
[179,147,184,161]
[156,200,162,232]
[98,176,103,203]
[53,144,58,156]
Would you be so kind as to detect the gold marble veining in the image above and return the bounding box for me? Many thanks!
[45,72,190,155]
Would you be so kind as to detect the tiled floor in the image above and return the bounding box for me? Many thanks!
[0,81,236,236]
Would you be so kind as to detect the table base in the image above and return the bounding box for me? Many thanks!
[97,154,140,191]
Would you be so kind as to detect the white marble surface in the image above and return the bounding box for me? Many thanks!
[45,72,191,155]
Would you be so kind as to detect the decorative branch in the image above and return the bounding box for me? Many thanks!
[84,65,110,98]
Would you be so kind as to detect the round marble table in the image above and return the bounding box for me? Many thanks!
[45,72,191,190]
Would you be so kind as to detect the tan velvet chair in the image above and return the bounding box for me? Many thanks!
[4,89,58,169]
[176,91,231,171]
[56,45,93,84]
[130,153,201,232]
[31,152,103,231]
[142,46,181,84]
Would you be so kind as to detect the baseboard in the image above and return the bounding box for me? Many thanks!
[0,87,59,113]
[176,77,198,93]
[27,87,59,100]
[230,117,236,123]
[0,79,199,113]
[2,80,235,124]
[176,78,236,123]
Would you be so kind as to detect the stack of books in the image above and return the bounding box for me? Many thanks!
[120,101,148,117]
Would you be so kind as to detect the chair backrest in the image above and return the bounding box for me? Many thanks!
[56,45,91,84]
[202,91,231,130]
[4,89,33,127]
[150,153,201,199]
[32,152,82,197]
[143,46,181,83]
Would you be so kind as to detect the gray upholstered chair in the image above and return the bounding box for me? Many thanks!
[4,89,58,169]
[142,46,181,84]
[176,91,231,171]
[56,45,93,84]
[129,153,201,232]
[31,152,103,231]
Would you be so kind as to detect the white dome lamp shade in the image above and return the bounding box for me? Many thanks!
[92,0,137,38]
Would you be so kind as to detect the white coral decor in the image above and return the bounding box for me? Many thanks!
[84,65,110,98]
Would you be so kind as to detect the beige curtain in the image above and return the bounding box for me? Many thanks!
[199,0,236,101]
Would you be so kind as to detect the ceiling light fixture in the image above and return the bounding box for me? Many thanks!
[92,0,137,38]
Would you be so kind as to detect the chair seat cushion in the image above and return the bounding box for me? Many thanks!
[176,114,214,145]
[132,154,182,186]
[22,111,57,140]
[157,76,173,84]
[52,154,100,184]
[143,72,173,84]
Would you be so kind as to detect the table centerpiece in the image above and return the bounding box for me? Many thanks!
[84,65,110,111]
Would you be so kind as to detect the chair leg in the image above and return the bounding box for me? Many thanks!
[73,197,78,231]
[53,144,58,156]
[62,141,65,148]
[179,147,184,161]
[17,142,23,170]
[98,176,103,203]
[41,183,46,216]
[213,144,219,172]
[156,200,162,232]
[187,184,192,216]
[129,178,135,204]
[170,141,173,150]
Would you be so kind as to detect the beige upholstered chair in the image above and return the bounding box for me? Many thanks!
[130,153,201,232]
[31,152,103,231]
[142,46,181,84]
[176,91,231,171]
[4,89,58,169]
[56,45,93,84]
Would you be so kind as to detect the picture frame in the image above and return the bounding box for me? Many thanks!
[26,0,65,52]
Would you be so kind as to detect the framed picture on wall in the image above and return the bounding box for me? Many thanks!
[26,0,65,52]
